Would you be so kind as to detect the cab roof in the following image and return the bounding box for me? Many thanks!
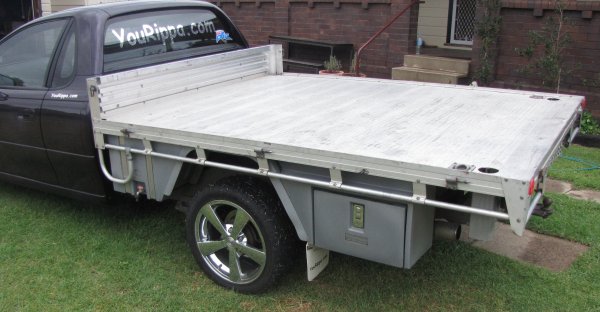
[38,0,219,20]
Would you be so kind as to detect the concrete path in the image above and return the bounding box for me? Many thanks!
[459,178,599,271]
[461,223,588,272]
[545,179,600,203]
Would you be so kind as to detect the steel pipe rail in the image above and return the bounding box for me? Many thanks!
[100,144,510,221]
[98,147,134,184]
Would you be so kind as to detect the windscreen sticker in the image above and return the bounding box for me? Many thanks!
[215,30,232,43]
[109,20,216,48]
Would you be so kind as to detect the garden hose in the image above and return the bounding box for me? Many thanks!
[554,155,600,171]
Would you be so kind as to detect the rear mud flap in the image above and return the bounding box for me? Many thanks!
[306,244,329,281]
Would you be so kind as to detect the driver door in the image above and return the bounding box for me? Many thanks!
[0,19,70,184]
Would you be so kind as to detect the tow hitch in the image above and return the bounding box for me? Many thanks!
[532,197,554,218]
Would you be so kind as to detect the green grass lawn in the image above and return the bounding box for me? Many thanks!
[1,181,600,311]
[549,144,600,191]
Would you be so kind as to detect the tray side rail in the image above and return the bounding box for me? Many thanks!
[89,45,283,116]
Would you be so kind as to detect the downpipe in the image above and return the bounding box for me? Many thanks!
[434,221,462,241]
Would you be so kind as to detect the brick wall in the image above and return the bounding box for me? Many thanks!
[471,1,600,116]
[210,0,419,78]
[41,0,52,16]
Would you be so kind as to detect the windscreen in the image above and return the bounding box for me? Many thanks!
[103,9,244,73]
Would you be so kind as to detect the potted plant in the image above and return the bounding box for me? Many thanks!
[319,55,344,76]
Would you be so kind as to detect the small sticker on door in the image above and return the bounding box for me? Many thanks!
[51,93,78,99]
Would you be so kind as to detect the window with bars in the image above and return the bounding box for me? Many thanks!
[450,0,476,45]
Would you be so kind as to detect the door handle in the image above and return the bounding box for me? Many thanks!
[17,109,35,120]
[0,92,8,101]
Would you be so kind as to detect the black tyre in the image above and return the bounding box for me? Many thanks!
[185,176,295,293]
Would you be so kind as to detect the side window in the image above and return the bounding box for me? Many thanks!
[103,9,245,73]
[0,19,68,88]
[51,30,76,88]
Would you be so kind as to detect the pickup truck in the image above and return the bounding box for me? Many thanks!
[0,0,585,294]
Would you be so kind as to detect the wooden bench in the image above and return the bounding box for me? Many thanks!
[269,35,354,74]
[282,58,324,74]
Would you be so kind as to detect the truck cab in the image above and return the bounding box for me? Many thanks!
[0,1,247,200]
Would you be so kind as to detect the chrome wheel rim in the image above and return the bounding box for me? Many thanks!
[194,200,266,284]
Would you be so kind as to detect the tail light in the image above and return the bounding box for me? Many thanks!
[528,177,536,196]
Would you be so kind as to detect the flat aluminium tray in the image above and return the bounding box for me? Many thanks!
[99,73,581,186]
